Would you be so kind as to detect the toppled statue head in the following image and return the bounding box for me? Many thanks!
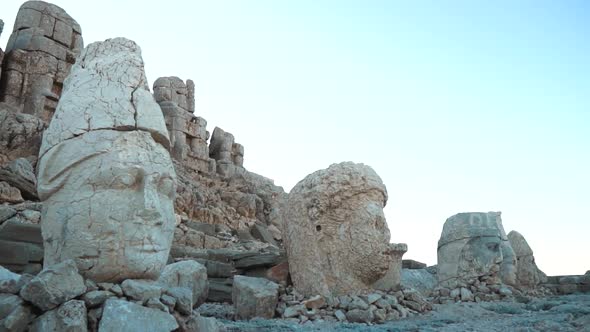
[437,212,516,287]
[508,230,547,288]
[37,38,176,282]
[283,162,395,297]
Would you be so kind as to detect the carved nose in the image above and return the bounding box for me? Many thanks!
[138,181,162,224]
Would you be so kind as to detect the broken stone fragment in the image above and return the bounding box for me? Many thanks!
[0,181,24,203]
[121,279,163,303]
[19,259,86,311]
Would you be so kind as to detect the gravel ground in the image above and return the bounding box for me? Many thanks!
[221,293,590,331]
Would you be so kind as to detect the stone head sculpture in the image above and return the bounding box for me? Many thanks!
[507,230,547,288]
[37,38,176,282]
[437,212,516,287]
[283,162,394,297]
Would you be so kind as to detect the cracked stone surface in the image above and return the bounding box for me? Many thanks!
[282,162,397,297]
[37,38,176,282]
[40,37,169,158]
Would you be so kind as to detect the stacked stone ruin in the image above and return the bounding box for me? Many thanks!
[0,1,589,331]
[153,76,245,178]
[0,1,82,124]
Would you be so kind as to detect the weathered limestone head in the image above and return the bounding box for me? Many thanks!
[283,162,394,297]
[37,38,176,282]
[437,212,516,287]
[507,230,547,288]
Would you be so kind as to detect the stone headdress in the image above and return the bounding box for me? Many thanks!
[37,38,170,199]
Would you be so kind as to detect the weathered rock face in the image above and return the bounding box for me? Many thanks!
[154,77,214,175]
[0,105,45,165]
[507,230,547,288]
[210,127,244,177]
[283,162,399,297]
[37,38,176,282]
[437,212,515,288]
[0,1,83,124]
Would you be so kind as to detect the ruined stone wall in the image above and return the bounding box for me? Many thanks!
[0,1,82,124]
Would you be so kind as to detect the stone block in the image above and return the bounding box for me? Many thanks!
[232,275,278,319]
[158,260,208,307]
[98,298,178,332]
[121,279,163,303]
[53,19,73,46]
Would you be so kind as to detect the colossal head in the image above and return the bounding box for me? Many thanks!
[283,162,394,297]
[507,230,547,288]
[437,212,516,287]
[37,38,176,282]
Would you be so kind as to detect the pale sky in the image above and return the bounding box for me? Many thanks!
[2,1,589,275]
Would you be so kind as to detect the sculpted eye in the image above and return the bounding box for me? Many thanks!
[486,243,499,252]
[111,173,137,189]
[158,177,175,197]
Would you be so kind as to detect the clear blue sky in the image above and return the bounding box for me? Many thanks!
[2,1,589,275]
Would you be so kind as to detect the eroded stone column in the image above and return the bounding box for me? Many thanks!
[0,1,83,123]
[153,76,212,174]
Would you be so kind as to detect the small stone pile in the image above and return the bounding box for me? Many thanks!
[0,260,225,332]
[275,286,432,325]
[431,274,515,304]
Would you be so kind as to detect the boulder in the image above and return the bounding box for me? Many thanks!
[98,298,178,332]
[232,275,279,319]
[29,300,87,332]
[158,260,208,307]
[20,259,86,311]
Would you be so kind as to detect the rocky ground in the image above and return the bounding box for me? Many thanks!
[220,293,590,331]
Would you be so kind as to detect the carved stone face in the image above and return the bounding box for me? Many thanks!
[319,192,392,286]
[39,130,176,282]
[284,162,394,296]
[458,236,503,280]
